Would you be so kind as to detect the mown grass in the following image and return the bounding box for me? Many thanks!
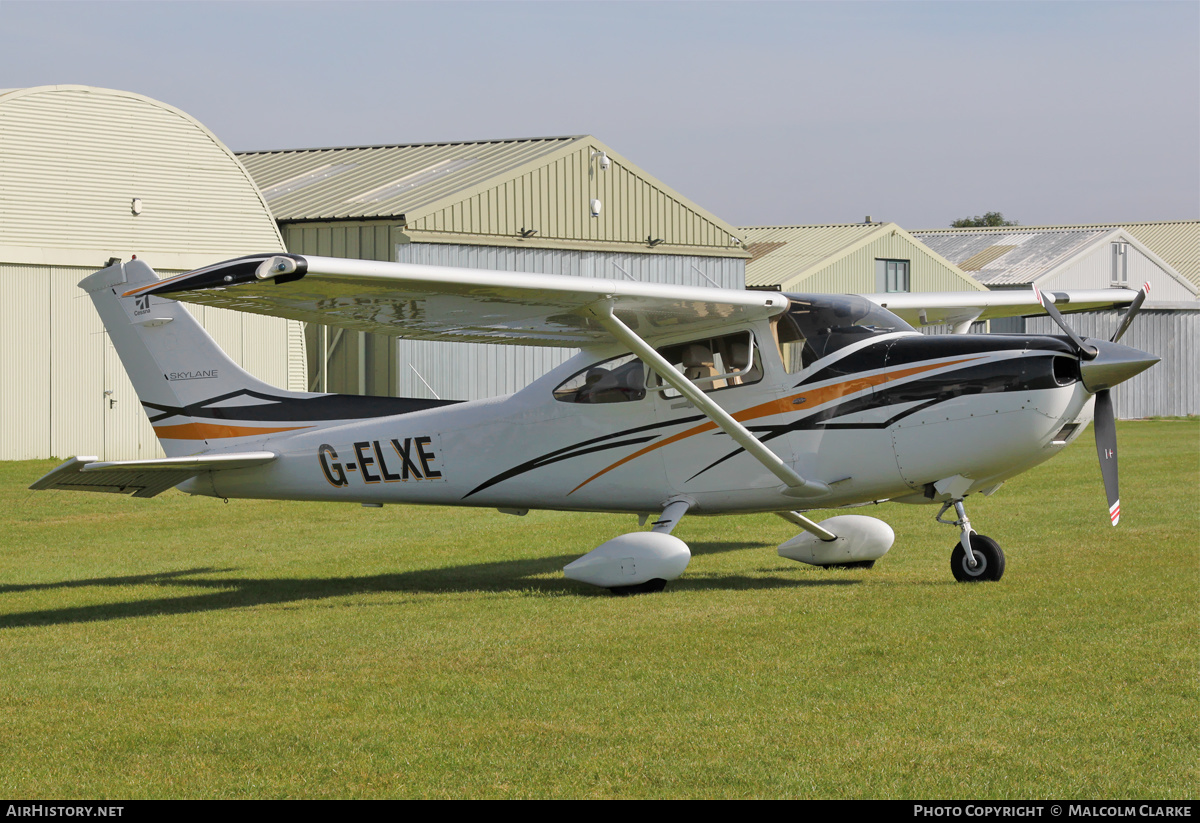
[0,420,1195,798]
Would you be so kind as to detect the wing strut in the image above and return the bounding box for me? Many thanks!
[586,301,830,500]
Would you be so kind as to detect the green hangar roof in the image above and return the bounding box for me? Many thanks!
[238,136,748,258]
[739,222,985,294]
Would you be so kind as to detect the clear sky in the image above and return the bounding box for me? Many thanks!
[2,0,1196,229]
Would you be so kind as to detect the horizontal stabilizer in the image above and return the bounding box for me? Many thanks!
[30,452,276,498]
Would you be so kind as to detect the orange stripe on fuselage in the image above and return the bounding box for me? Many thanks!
[567,356,982,494]
[153,422,310,440]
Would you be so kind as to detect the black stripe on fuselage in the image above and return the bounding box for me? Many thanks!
[143,389,461,424]
[468,336,1081,495]
[462,414,706,499]
[799,353,1069,431]
[684,346,1078,483]
[799,334,1076,388]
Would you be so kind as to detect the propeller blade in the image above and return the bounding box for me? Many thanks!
[1110,281,1151,343]
[1094,389,1120,526]
[1033,286,1098,359]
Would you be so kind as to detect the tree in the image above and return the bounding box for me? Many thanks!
[951,211,1019,228]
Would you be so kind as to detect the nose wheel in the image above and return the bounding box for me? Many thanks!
[950,533,1005,582]
[937,499,1006,583]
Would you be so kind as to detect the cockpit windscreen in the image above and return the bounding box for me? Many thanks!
[776,294,916,370]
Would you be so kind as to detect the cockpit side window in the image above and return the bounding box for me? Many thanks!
[553,353,646,404]
[554,331,766,404]
[649,330,763,399]
[772,312,816,374]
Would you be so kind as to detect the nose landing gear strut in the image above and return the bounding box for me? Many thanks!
[937,499,1006,582]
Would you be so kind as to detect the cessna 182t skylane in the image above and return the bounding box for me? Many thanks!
[32,254,1158,592]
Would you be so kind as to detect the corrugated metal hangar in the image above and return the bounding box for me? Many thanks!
[740,222,986,294]
[738,222,992,334]
[0,86,307,460]
[913,223,1199,417]
[4,82,1194,462]
[915,221,1200,290]
[237,132,1198,416]
[238,137,749,401]
[912,224,1197,298]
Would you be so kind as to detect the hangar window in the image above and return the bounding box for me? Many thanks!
[877,259,911,293]
[1111,242,1129,286]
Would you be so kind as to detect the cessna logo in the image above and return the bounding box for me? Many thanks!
[134,295,151,315]
[319,438,443,487]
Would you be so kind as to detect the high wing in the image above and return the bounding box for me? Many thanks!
[135,254,1142,343]
[31,453,277,498]
[130,253,790,347]
[863,288,1142,332]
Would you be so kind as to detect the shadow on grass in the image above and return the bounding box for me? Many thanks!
[0,568,226,594]
[0,542,861,628]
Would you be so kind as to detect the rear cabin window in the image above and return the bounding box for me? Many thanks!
[553,353,646,404]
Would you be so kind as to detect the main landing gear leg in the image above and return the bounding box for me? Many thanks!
[936,499,1005,583]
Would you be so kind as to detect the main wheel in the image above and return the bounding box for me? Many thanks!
[950,534,1005,582]
[608,578,668,596]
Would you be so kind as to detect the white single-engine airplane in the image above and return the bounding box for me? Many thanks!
[33,254,1158,592]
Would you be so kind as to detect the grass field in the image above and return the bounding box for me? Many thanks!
[1,420,1196,799]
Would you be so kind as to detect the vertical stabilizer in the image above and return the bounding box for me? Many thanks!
[82,259,314,456]
[82,259,457,457]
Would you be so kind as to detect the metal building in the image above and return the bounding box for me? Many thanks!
[740,222,987,295]
[916,221,1200,290]
[911,225,1199,417]
[0,85,307,460]
[738,222,989,333]
[238,136,749,401]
